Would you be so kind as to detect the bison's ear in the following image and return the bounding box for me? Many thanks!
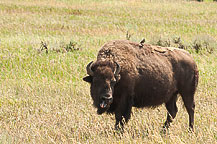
[83,76,93,83]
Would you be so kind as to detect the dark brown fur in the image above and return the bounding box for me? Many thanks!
[83,40,199,131]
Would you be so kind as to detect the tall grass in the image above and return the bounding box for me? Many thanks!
[0,0,216,143]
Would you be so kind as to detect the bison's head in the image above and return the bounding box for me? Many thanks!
[83,61,121,115]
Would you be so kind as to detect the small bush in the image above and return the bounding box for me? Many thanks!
[64,41,80,52]
[150,35,189,50]
[192,35,216,54]
[38,40,81,54]
[126,31,133,40]
[149,35,216,54]
[40,41,48,54]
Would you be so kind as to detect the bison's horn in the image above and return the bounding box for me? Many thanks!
[86,61,94,76]
[114,62,121,76]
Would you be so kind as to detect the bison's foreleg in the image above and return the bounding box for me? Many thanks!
[114,95,133,131]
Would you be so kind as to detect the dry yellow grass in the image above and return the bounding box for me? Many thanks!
[0,0,216,143]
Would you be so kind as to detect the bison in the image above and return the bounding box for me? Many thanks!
[83,40,199,132]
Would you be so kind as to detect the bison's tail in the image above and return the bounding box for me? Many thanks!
[192,65,199,95]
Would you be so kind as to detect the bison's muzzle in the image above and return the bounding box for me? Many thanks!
[98,94,113,114]
[100,95,113,108]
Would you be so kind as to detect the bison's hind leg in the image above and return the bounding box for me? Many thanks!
[179,68,199,131]
[179,70,198,131]
[180,92,195,131]
[163,92,178,131]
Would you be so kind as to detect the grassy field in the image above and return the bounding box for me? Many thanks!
[0,0,217,143]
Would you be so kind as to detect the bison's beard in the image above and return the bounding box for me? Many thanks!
[97,107,108,115]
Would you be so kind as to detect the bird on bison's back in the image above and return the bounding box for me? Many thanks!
[83,40,199,132]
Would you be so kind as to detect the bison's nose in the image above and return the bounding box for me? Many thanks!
[101,94,113,100]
